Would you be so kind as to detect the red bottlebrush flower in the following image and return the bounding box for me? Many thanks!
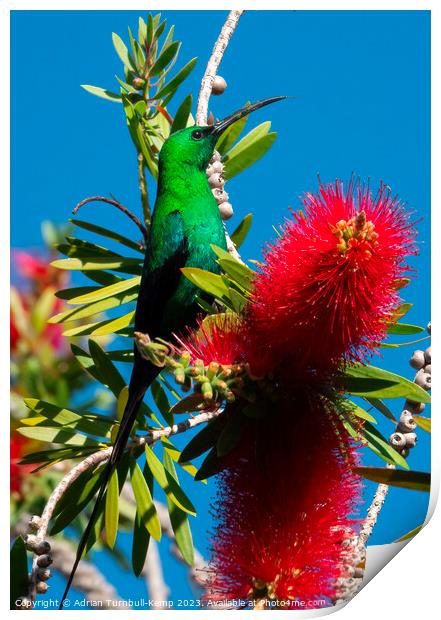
[246,179,416,376]
[206,398,362,608]
[10,309,20,351]
[14,250,53,283]
[10,435,32,495]
[176,314,246,366]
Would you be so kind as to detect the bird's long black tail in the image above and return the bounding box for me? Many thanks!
[59,355,159,609]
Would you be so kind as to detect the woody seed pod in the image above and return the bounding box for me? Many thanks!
[36,554,53,568]
[208,172,224,188]
[36,581,49,594]
[389,432,407,449]
[424,346,431,364]
[410,350,425,370]
[219,202,234,220]
[404,432,417,448]
[212,75,227,95]
[414,370,431,390]
[397,410,416,433]
[405,400,425,414]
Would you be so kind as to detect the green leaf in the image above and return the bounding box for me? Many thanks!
[19,446,97,466]
[17,425,100,447]
[181,267,231,305]
[130,459,161,541]
[151,379,173,426]
[51,256,142,275]
[10,537,29,609]
[23,399,113,438]
[154,57,197,101]
[216,413,246,457]
[353,467,430,492]
[216,257,254,292]
[70,218,143,253]
[394,302,413,319]
[342,414,408,469]
[145,445,196,515]
[170,94,193,133]
[230,213,252,249]
[364,397,396,422]
[67,276,141,306]
[216,109,249,156]
[194,446,228,481]
[50,466,104,534]
[81,84,122,102]
[138,17,147,46]
[344,401,377,424]
[223,122,275,179]
[150,41,180,77]
[63,311,135,337]
[49,290,138,324]
[387,323,425,335]
[179,416,224,462]
[105,469,119,549]
[344,364,431,403]
[413,415,431,433]
[163,451,194,565]
[88,340,126,397]
[395,524,423,542]
[112,32,136,71]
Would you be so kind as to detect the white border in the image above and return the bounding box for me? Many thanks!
[3,2,438,618]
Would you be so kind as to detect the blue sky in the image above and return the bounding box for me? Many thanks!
[11,9,430,607]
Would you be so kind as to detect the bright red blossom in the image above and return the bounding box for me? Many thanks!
[206,399,361,607]
[246,179,416,376]
[177,315,246,366]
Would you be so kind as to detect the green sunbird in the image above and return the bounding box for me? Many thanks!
[60,96,285,607]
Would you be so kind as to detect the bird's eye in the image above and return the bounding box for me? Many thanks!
[192,130,203,141]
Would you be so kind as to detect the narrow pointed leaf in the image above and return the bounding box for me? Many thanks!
[163,451,194,565]
[387,323,424,335]
[353,467,430,492]
[145,445,196,515]
[70,218,143,253]
[170,94,192,133]
[153,58,197,101]
[413,415,431,433]
[344,364,431,403]
[105,469,119,549]
[130,459,161,541]
[10,537,29,609]
[112,32,136,71]
[81,84,122,102]
[230,213,252,248]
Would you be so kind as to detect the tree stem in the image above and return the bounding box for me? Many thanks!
[138,152,151,230]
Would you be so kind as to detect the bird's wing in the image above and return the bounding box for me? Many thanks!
[135,209,189,338]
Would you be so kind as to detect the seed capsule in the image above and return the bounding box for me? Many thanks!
[213,188,229,204]
[206,160,224,177]
[425,364,431,374]
[36,554,53,568]
[219,202,234,220]
[404,432,417,448]
[212,75,227,95]
[37,568,51,581]
[398,410,416,433]
[35,540,51,556]
[29,515,42,531]
[410,350,425,370]
[389,432,406,449]
[208,172,224,188]
[424,346,431,364]
[36,581,49,594]
[414,370,431,390]
[405,400,425,414]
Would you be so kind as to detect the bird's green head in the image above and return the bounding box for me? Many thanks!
[159,96,286,172]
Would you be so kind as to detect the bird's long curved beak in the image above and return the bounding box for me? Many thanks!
[210,96,287,137]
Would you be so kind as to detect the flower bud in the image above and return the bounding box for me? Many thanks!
[212,75,227,95]
[219,202,234,220]
[132,77,145,89]
[410,350,425,370]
